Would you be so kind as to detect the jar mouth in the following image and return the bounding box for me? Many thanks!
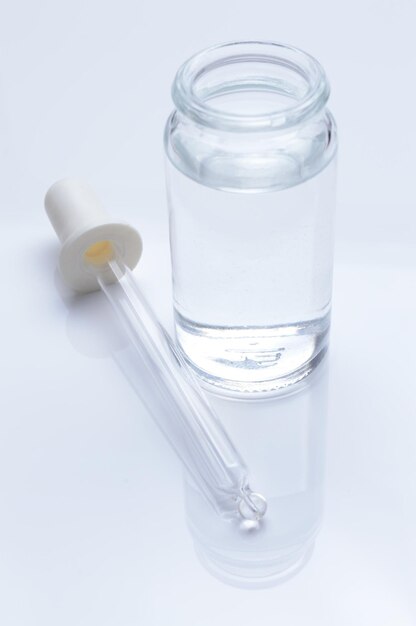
[172,41,330,132]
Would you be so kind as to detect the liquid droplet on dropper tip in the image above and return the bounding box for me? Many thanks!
[238,491,268,521]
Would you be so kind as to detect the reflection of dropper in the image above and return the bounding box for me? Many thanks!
[44,179,267,522]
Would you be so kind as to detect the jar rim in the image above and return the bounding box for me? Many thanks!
[172,41,330,132]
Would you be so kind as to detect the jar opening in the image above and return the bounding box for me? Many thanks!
[172,41,329,131]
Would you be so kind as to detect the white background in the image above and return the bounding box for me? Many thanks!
[1,1,415,624]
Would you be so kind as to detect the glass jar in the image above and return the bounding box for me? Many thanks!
[164,41,337,395]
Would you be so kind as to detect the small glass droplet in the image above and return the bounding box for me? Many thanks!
[238,491,268,521]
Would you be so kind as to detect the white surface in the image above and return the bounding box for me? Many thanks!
[1,0,415,624]
[1,222,415,625]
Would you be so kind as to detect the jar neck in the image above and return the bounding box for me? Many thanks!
[172,41,330,133]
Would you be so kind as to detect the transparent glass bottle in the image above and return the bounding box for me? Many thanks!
[164,41,337,395]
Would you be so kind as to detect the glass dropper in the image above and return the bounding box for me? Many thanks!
[44,178,267,522]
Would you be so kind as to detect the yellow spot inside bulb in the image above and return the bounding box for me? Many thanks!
[84,240,114,267]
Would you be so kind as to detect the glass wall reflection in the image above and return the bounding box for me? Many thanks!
[185,362,329,588]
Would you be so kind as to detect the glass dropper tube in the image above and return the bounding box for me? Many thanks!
[86,246,267,522]
[44,177,267,523]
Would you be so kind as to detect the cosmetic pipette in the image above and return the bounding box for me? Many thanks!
[45,179,267,522]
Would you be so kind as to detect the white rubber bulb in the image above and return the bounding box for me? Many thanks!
[45,178,142,293]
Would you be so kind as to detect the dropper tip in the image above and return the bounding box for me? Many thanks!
[238,489,268,521]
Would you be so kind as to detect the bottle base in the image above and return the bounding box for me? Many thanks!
[175,312,330,397]
[193,536,316,589]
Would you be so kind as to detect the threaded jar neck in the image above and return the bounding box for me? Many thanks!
[172,41,330,132]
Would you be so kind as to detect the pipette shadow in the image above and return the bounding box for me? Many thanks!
[58,272,329,590]
[55,269,129,359]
